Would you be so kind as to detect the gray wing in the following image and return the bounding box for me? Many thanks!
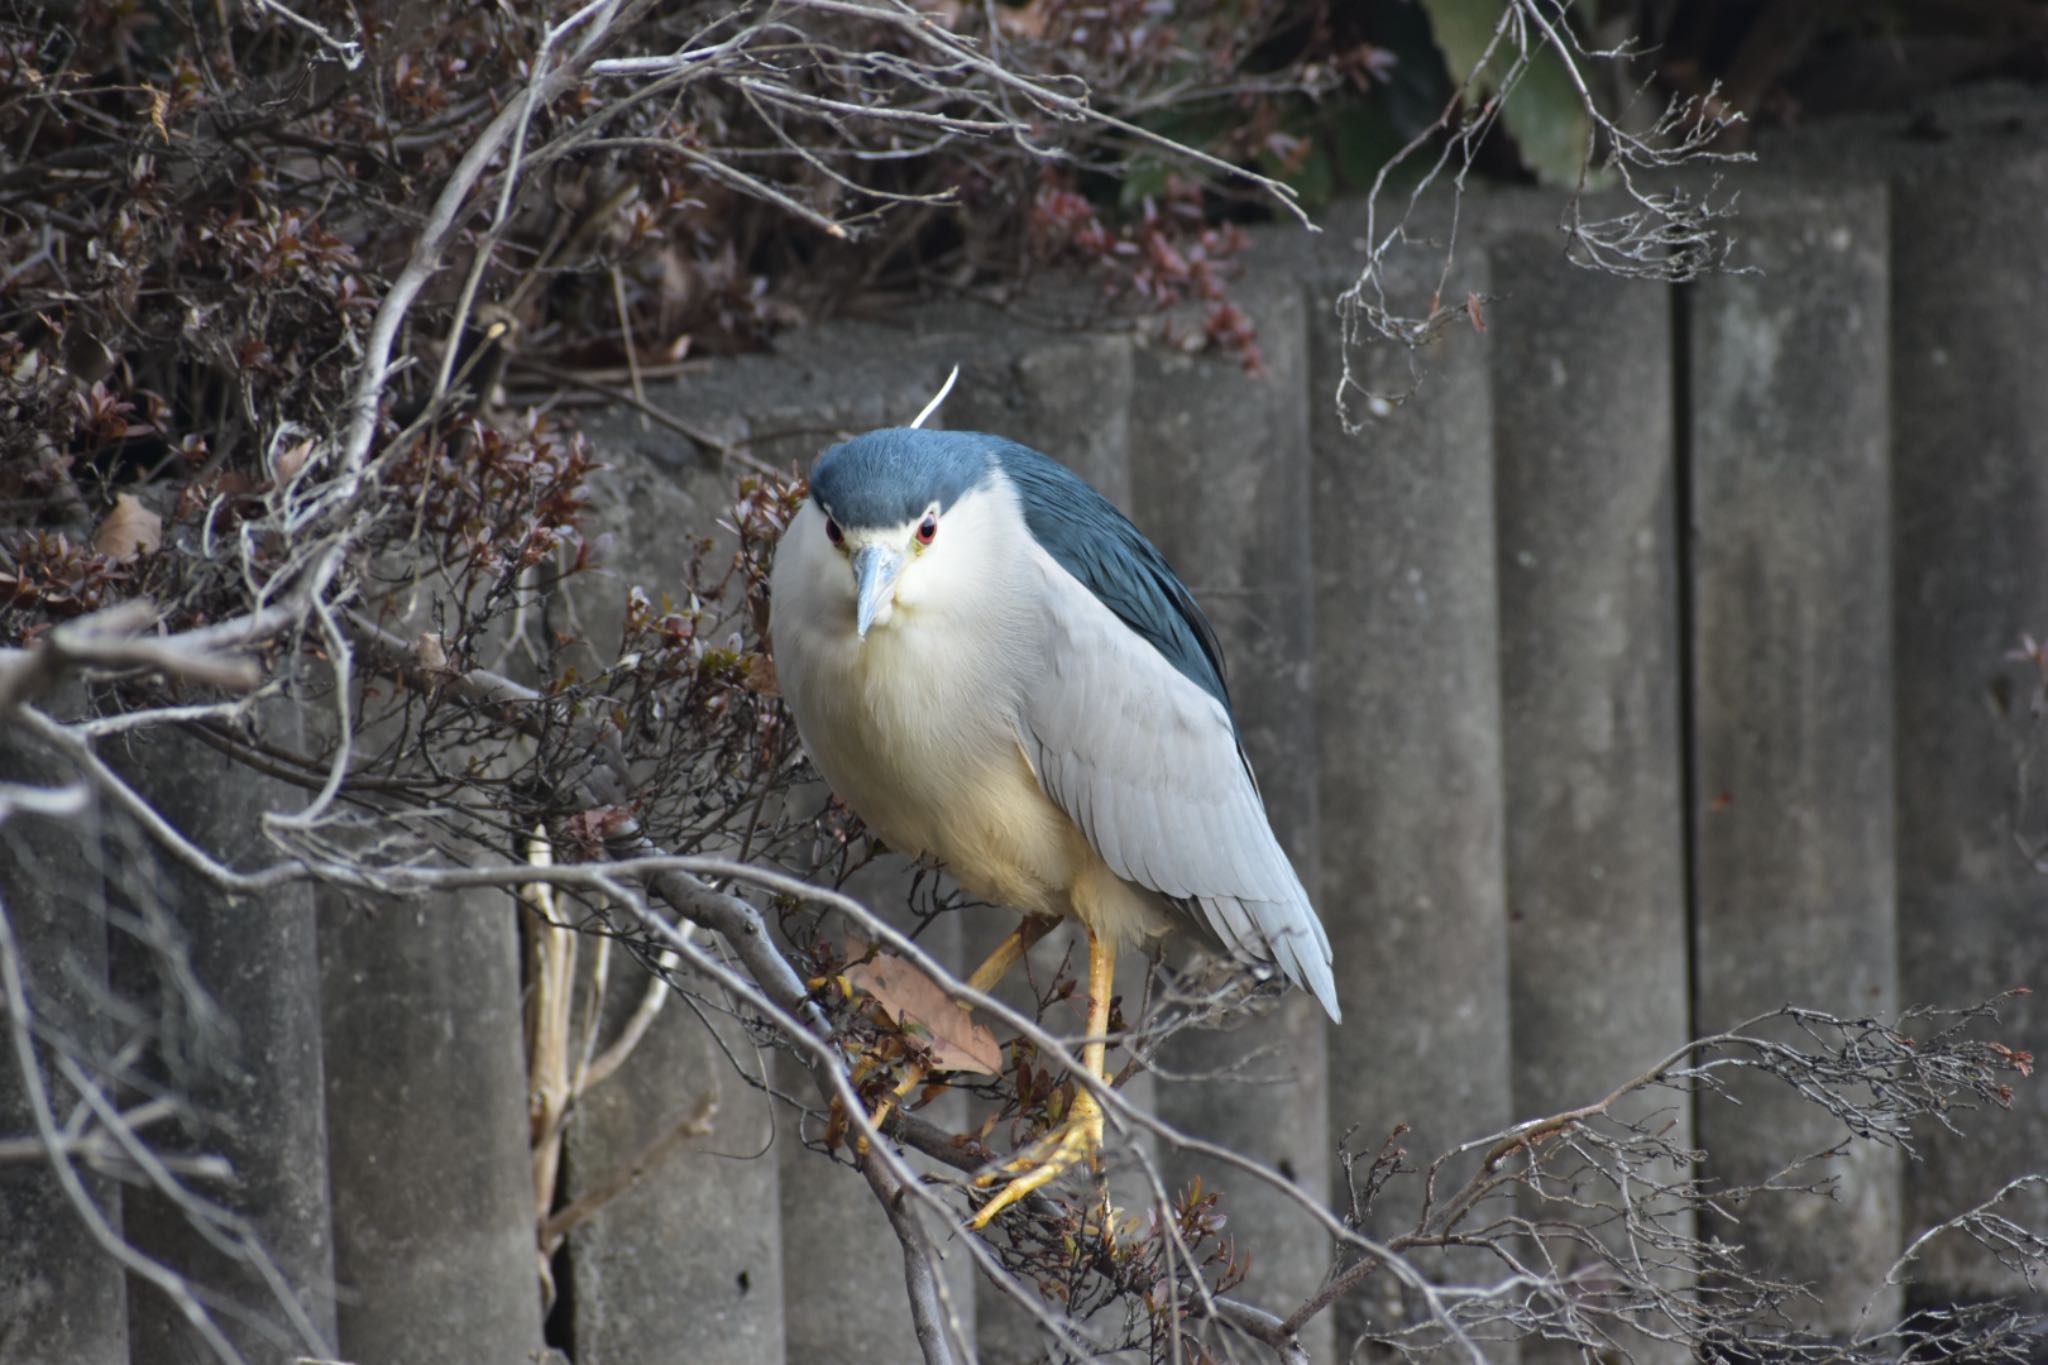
[1016,552,1340,1021]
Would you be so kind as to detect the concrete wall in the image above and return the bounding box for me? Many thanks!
[6,101,2048,1363]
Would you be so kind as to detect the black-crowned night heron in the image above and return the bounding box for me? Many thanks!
[770,426,1338,1224]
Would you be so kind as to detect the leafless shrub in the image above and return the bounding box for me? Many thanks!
[1334,0,1751,429]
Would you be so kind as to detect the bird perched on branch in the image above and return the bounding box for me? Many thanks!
[770,424,1338,1226]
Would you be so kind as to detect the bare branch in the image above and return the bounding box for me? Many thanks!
[1335,0,1751,429]
[0,601,263,715]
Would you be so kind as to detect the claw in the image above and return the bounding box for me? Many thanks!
[970,1086,1105,1227]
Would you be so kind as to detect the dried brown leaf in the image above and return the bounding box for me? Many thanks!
[743,653,780,696]
[93,494,162,561]
[415,631,450,673]
[275,439,313,481]
[847,951,1001,1075]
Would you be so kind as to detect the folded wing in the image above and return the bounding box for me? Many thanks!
[1015,550,1340,1021]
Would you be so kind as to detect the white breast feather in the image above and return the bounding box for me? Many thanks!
[772,482,1094,920]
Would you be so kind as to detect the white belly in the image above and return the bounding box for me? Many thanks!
[785,612,1070,909]
[781,611,1169,944]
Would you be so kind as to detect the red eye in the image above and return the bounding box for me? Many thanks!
[824,518,843,546]
[916,514,937,545]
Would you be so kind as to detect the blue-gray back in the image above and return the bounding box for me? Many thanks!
[985,438,1236,725]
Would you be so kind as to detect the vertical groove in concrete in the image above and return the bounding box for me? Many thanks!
[0,724,128,1365]
[569,950,787,1365]
[1126,269,1334,1363]
[1487,227,1693,1363]
[1307,243,1515,1352]
[112,728,336,1365]
[1687,179,1900,1333]
[1889,142,2048,1310]
[319,887,545,1365]
[1671,279,1705,1068]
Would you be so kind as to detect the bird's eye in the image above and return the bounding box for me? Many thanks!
[824,518,843,547]
[916,514,938,546]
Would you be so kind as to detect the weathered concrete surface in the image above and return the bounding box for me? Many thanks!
[1687,179,1900,1332]
[1485,222,1692,1360]
[1885,138,2048,1307]
[0,725,127,1365]
[938,325,1135,508]
[111,728,336,1365]
[615,316,980,472]
[319,886,545,1365]
[1306,236,1516,1351]
[1127,267,1334,1362]
[1486,218,1689,1119]
[567,950,787,1365]
[542,411,745,699]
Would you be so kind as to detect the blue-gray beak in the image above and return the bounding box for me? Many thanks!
[853,544,904,639]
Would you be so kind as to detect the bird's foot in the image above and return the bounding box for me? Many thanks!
[828,1054,922,1155]
[969,1087,1104,1228]
[857,1066,929,1153]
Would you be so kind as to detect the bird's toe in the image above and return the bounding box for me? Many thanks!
[968,1089,1106,1227]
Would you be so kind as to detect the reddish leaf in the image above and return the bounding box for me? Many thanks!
[564,805,635,855]
[1991,1042,2035,1078]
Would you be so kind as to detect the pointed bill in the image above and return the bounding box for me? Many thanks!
[853,544,904,638]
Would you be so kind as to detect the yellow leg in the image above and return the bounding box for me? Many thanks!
[864,916,1058,1136]
[969,924,1115,1228]
[965,915,1059,995]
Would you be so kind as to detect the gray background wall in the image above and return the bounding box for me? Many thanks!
[5,99,2048,1363]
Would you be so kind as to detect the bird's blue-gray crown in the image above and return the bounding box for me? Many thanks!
[809,428,994,531]
[809,428,1235,719]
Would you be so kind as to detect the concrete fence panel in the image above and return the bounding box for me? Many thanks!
[569,948,786,1365]
[1686,178,1900,1332]
[110,730,335,1365]
[1306,241,1517,1353]
[1486,222,1692,1363]
[317,887,545,1365]
[0,725,127,1365]
[1889,139,2048,1311]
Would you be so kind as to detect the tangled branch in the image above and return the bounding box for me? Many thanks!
[1334,0,1750,428]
